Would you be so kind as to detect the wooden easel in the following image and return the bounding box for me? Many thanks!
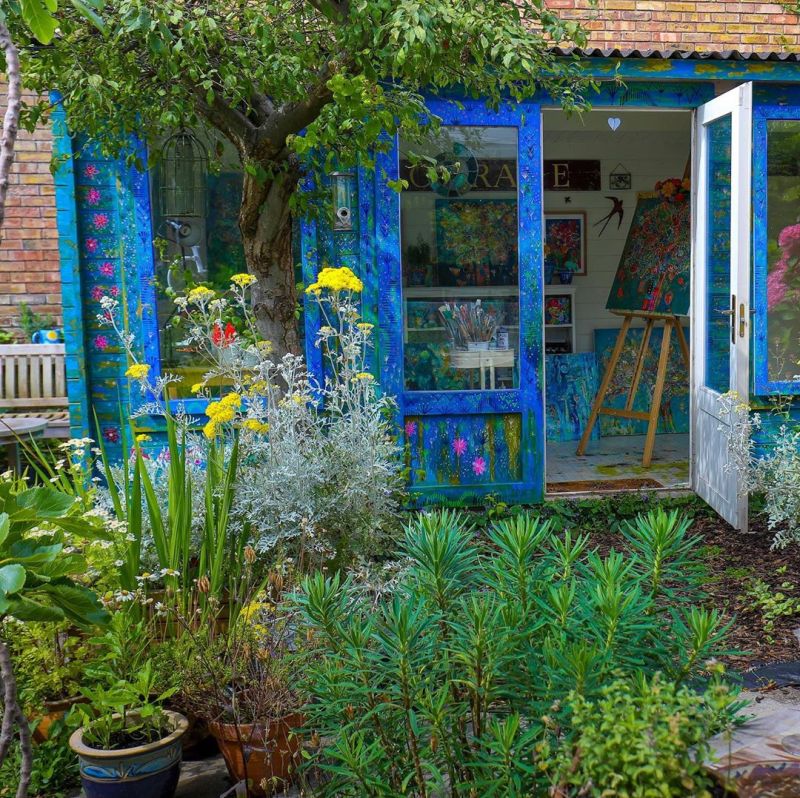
[576,310,690,467]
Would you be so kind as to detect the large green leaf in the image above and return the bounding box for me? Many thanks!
[5,595,65,623]
[0,513,9,548]
[0,564,25,595]
[15,487,76,518]
[19,0,58,43]
[39,583,110,627]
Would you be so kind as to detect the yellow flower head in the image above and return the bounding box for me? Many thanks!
[125,363,150,381]
[243,419,270,434]
[256,340,273,355]
[356,322,374,332]
[202,419,217,439]
[135,434,151,443]
[231,273,257,288]
[190,383,203,394]
[305,266,363,295]
[187,286,216,305]
[205,392,241,424]
[354,372,374,381]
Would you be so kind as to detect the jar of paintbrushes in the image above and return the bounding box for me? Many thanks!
[438,300,499,351]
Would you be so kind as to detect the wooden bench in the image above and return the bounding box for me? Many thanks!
[0,344,70,439]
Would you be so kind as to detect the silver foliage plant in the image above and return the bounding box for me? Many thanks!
[100,269,404,565]
[722,391,800,548]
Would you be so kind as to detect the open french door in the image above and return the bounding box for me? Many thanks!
[691,83,751,530]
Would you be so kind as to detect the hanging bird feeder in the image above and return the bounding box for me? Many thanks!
[159,130,208,218]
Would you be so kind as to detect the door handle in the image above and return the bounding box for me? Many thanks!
[739,302,747,339]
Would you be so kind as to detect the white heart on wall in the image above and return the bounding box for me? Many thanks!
[608,117,621,131]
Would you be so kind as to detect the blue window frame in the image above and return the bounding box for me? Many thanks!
[753,103,800,396]
[375,97,544,503]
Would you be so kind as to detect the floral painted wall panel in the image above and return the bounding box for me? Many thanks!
[404,414,522,488]
[545,353,599,443]
[594,327,690,436]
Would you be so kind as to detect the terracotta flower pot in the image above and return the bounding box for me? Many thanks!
[32,695,87,743]
[69,709,188,798]
[207,713,303,797]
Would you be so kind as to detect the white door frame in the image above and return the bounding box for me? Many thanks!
[690,83,752,530]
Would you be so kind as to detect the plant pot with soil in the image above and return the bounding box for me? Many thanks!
[69,660,186,798]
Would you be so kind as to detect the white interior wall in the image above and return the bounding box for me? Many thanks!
[542,110,691,353]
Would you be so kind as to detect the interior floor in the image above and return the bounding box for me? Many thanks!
[546,433,689,493]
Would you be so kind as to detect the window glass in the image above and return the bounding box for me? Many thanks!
[151,131,245,398]
[704,113,732,393]
[400,126,519,391]
[766,120,800,383]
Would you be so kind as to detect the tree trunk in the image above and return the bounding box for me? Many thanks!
[0,20,21,237]
[239,168,301,357]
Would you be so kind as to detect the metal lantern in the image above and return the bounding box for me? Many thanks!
[159,130,208,218]
[331,170,356,231]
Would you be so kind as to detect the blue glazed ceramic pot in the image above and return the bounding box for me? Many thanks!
[69,710,188,798]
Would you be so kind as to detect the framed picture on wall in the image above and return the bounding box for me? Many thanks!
[544,212,587,280]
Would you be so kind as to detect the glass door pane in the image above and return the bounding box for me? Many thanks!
[400,126,519,391]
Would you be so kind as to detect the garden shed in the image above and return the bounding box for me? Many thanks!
[52,50,800,530]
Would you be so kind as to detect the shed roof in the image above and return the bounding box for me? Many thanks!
[552,47,800,63]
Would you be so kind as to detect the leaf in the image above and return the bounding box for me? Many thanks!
[0,564,25,595]
[5,595,65,623]
[39,583,110,626]
[19,0,58,44]
[69,0,107,33]
[15,487,76,518]
[0,513,9,548]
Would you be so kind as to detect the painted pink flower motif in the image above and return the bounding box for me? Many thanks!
[110,285,119,297]
[404,421,417,437]
[91,286,104,301]
[94,335,109,351]
[99,262,114,277]
[102,427,120,444]
[472,456,487,476]
[93,213,110,231]
[83,164,99,179]
[85,237,99,253]
[452,437,467,457]
[86,188,101,205]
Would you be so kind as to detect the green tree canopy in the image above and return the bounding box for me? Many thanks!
[14,0,592,353]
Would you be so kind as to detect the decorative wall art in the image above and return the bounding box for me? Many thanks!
[609,163,632,190]
[435,198,518,286]
[605,184,691,316]
[594,196,624,237]
[545,295,572,326]
[544,212,587,280]
[594,327,690,436]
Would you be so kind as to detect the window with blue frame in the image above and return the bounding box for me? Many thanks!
[764,120,800,385]
[150,130,246,398]
[400,126,520,392]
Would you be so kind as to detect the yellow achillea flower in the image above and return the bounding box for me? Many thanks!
[243,419,270,434]
[231,273,257,288]
[356,322,374,332]
[190,383,203,394]
[187,286,216,304]
[135,434,151,442]
[205,392,242,428]
[354,372,374,381]
[305,266,363,295]
[125,363,150,380]
[203,420,217,439]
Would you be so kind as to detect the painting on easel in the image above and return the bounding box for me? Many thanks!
[606,181,691,317]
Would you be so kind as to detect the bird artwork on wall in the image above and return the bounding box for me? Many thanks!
[594,196,624,237]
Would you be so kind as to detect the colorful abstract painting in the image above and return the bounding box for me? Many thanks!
[545,294,572,326]
[594,327,690,436]
[545,353,599,442]
[435,199,518,286]
[404,414,522,487]
[606,192,690,316]
[544,213,586,279]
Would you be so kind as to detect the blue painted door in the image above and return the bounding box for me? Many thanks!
[376,99,544,504]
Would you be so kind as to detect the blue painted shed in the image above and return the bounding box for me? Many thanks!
[50,52,800,529]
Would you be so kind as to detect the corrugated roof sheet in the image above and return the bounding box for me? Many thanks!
[552,47,800,62]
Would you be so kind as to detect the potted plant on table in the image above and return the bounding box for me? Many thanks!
[69,660,188,798]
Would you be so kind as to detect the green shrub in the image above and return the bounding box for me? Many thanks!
[297,509,738,797]
[549,673,733,798]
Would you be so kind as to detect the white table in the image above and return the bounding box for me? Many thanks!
[449,348,515,390]
[0,416,48,472]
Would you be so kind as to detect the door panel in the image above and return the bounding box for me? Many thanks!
[691,84,751,530]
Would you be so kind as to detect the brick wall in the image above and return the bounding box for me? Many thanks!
[549,0,800,50]
[0,87,60,341]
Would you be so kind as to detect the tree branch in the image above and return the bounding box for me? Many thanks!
[0,19,21,236]
[192,86,256,153]
[0,637,30,798]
